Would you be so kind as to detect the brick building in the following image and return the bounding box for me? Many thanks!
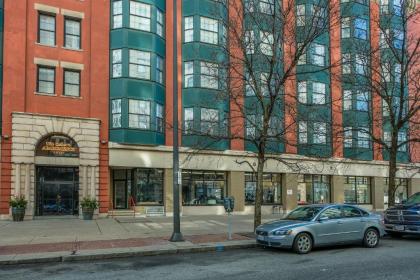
[0,0,109,219]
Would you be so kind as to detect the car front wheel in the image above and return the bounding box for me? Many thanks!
[293,233,313,254]
[363,228,380,248]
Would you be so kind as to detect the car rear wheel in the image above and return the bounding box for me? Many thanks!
[293,233,313,254]
[363,228,379,248]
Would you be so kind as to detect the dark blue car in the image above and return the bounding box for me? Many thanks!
[384,192,420,237]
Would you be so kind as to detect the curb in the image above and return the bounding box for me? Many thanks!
[0,240,257,265]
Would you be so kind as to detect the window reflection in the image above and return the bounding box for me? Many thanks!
[182,170,226,206]
[297,175,331,204]
[244,173,282,205]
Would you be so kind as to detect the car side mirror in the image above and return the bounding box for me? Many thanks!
[319,216,329,222]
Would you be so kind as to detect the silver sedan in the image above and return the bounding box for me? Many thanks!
[255,204,385,254]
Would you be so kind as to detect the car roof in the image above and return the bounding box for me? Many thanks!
[298,203,365,208]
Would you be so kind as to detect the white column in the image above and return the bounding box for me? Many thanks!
[82,166,88,198]
[15,163,21,197]
[90,166,96,198]
[24,164,31,214]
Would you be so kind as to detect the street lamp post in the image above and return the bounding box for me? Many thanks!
[170,0,184,242]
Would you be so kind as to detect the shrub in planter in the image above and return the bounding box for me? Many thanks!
[9,195,28,222]
[80,197,99,220]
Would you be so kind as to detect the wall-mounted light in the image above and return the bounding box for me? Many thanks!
[2,134,10,140]
[100,140,108,144]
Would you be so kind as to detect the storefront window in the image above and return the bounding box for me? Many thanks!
[297,175,331,204]
[132,169,164,205]
[182,170,226,206]
[384,178,408,204]
[245,173,282,205]
[344,176,371,204]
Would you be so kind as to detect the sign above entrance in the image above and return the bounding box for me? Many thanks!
[36,134,79,158]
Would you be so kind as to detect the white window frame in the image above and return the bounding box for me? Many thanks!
[129,1,151,31]
[111,99,122,128]
[299,121,308,144]
[344,127,353,148]
[343,90,352,110]
[342,53,351,74]
[245,30,255,54]
[260,0,275,15]
[128,99,151,129]
[260,31,274,56]
[156,103,164,133]
[112,49,122,78]
[297,5,306,27]
[184,61,194,88]
[341,17,351,38]
[297,43,306,65]
[184,16,194,43]
[200,61,219,89]
[184,108,194,134]
[201,108,219,136]
[157,9,164,37]
[312,82,326,105]
[298,81,307,103]
[200,17,218,45]
[358,127,370,148]
[129,49,151,79]
[312,43,325,66]
[113,1,123,29]
[313,122,327,144]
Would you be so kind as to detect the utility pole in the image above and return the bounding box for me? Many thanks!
[170,0,184,242]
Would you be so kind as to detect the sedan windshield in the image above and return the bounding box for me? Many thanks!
[285,206,324,221]
[406,193,420,205]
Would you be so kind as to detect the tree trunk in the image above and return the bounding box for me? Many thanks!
[254,154,264,230]
[387,138,398,207]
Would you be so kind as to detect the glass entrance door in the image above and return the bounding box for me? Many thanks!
[36,167,79,216]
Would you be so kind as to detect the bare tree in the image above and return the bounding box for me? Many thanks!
[182,0,342,229]
[344,1,420,206]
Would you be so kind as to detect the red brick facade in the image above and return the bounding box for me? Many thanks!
[0,0,109,215]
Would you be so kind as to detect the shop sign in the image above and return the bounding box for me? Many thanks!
[36,134,79,158]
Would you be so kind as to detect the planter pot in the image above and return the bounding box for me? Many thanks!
[82,208,95,220]
[12,207,26,222]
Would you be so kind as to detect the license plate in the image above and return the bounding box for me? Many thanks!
[394,225,405,231]
[257,235,265,241]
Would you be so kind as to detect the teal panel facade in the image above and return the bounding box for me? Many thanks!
[109,0,166,145]
[296,0,332,158]
[181,0,229,151]
[341,1,373,161]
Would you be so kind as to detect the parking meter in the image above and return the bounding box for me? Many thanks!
[223,196,235,240]
[223,197,235,213]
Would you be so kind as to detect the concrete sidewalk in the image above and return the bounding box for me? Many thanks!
[0,214,278,265]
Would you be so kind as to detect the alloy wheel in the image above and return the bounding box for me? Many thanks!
[364,229,379,248]
[294,233,312,254]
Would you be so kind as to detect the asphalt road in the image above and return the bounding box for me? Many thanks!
[1,236,420,280]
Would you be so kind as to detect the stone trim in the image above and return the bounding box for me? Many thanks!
[34,58,59,67]
[61,9,85,19]
[60,61,84,71]
[34,3,59,14]
[10,113,101,217]
[109,148,420,179]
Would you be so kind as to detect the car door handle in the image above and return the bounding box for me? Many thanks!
[337,221,343,224]
[360,219,367,223]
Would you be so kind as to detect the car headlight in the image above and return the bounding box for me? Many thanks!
[271,229,292,236]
